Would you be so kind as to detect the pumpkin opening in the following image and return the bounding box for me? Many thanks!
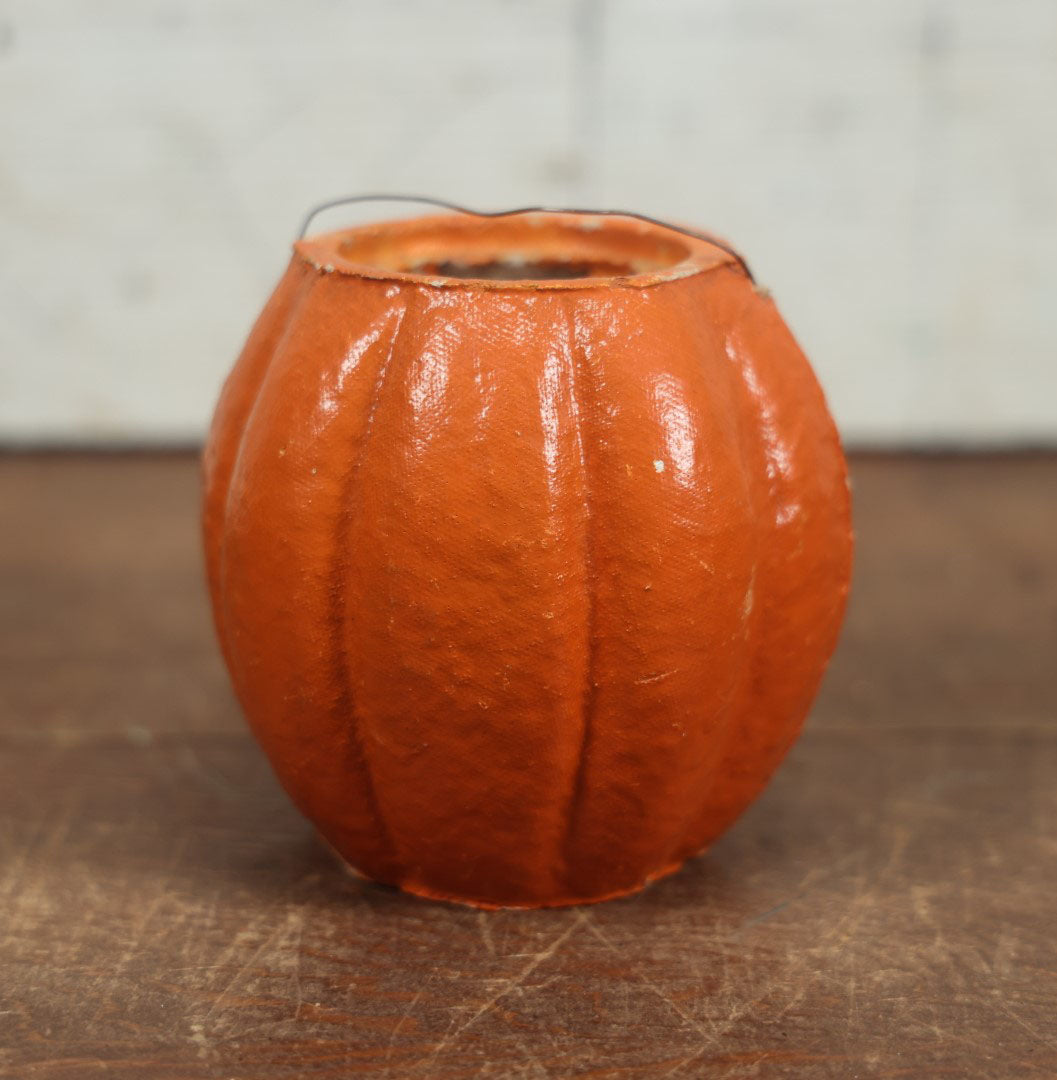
[317,212,695,286]
[409,258,638,281]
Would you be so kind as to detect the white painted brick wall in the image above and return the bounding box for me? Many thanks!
[2,0,1055,444]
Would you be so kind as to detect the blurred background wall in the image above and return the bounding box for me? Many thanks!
[2,0,1054,447]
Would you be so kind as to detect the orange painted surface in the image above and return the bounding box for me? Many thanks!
[203,212,852,908]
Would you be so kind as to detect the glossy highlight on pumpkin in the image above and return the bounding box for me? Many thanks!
[202,211,853,908]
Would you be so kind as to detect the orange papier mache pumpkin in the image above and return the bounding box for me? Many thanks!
[202,205,852,909]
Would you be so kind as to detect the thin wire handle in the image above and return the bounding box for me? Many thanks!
[296,193,754,283]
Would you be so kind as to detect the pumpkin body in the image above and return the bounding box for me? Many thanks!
[203,212,852,908]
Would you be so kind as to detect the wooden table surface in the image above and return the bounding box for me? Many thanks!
[1,453,1055,1079]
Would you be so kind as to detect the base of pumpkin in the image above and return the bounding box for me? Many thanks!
[324,839,697,909]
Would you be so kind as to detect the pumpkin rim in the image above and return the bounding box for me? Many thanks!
[293,210,741,291]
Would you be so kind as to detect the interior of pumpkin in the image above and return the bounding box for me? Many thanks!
[330,213,692,284]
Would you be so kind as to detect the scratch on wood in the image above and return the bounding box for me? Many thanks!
[993,996,1057,1052]
[512,1034,551,1078]
[477,910,496,957]
[289,908,305,1021]
[409,912,587,1074]
[201,914,295,1023]
[2,793,79,907]
[95,833,191,1011]
[585,920,719,1045]
[382,986,425,1078]
[741,898,792,927]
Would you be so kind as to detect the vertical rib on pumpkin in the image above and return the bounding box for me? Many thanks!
[341,288,595,905]
[675,266,852,858]
[554,286,761,900]
[203,261,313,668]
[211,276,412,883]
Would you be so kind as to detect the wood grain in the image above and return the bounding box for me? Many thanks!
[1,453,1055,1078]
